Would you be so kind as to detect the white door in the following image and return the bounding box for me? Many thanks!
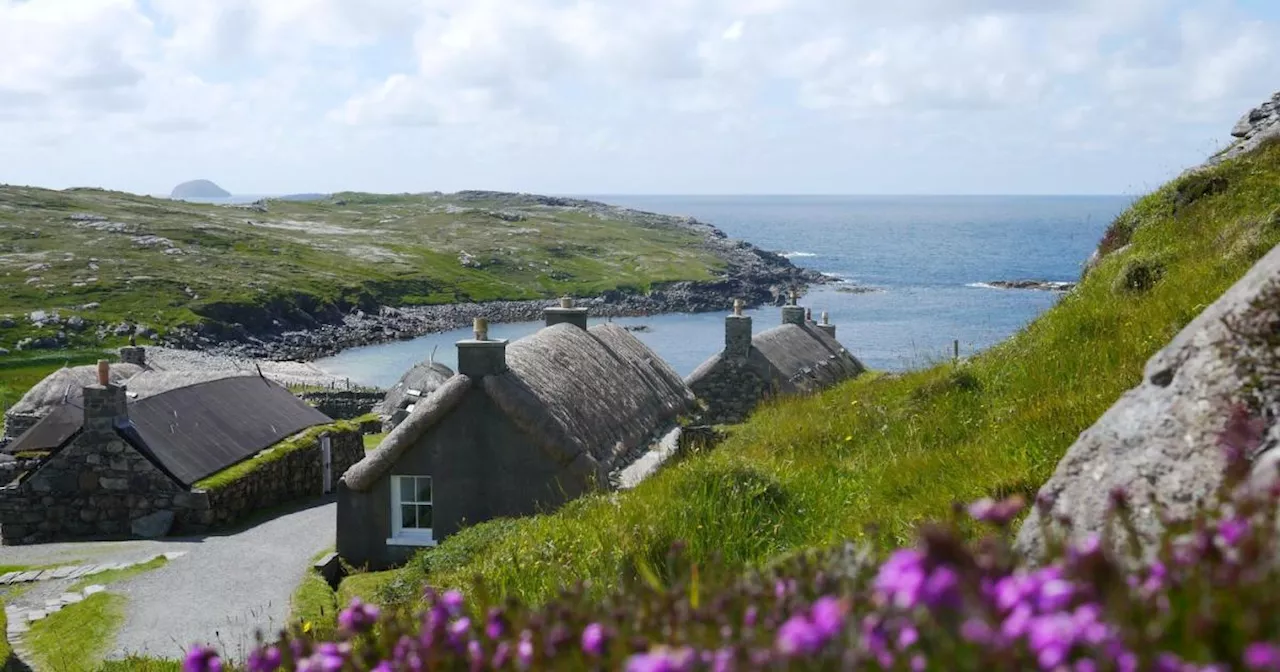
[321,434,333,494]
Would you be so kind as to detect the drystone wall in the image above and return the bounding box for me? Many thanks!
[688,359,772,424]
[0,397,198,544]
[299,390,384,420]
[191,428,363,529]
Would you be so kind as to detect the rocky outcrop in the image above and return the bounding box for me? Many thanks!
[1201,91,1280,170]
[170,179,230,199]
[983,280,1076,292]
[1015,243,1280,561]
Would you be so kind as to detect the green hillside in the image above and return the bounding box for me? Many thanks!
[0,187,725,350]
[383,139,1280,608]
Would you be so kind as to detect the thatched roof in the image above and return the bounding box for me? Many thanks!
[343,323,696,492]
[379,360,455,416]
[687,323,865,395]
[5,363,145,421]
[485,323,694,473]
[343,374,472,491]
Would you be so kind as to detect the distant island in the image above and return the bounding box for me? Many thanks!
[170,179,230,198]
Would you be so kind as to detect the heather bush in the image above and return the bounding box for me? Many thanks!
[185,407,1280,671]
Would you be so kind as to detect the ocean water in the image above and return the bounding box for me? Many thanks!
[312,195,1133,387]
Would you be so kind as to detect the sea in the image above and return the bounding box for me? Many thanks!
[181,194,1134,386]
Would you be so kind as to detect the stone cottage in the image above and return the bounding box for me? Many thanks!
[378,359,455,431]
[0,359,356,544]
[338,300,695,570]
[686,296,866,424]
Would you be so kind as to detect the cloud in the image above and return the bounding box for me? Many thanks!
[0,0,1278,194]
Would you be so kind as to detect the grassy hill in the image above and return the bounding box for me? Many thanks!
[380,139,1280,609]
[0,187,728,351]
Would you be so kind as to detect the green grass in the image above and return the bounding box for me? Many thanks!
[25,592,125,672]
[96,658,181,671]
[1,601,10,672]
[337,570,402,608]
[290,549,339,640]
[193,420,357,491]
[68,556,167,593]
[0,187,726,352]
[362,432,386,451]
[0,349,113,415]
[382,139,1280,609]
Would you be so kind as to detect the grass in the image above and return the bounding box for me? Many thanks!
[193,419,357,491]
[337,570,402,608]
[0,602,9,672]
[380,139,1280,610]
[0,349,112,415]
[362,432,386,451]
[290,549,339,640]
[96,658,181,671]
[68,556,167,593]
[25,592,125,672]
[0,187,726,352]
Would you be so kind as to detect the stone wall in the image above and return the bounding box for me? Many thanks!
[299,390,384,420]
[0,385,198,544]
[1,412,39,445]
[0,458,40,488]
[190,428,363,529]
[688,358,772,425]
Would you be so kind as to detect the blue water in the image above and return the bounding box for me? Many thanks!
[311,195,1133,387]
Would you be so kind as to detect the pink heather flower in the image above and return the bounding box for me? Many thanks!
[338,597,381,634]
[711,648,735,672]
[1245,642,1280,671]
[911,654,927,672]
[372,663,392,672]
[467,639,484,667]
[183,645,222,672]
[485,608,506,639]
[776,614,823,656]
[626,647,696,672]
[1217,516,1250,547]
[448,617,472,647]
[743,606,758,628]
[810,596,847,639]
[873,549,927,609]
[897,624,919,649]
[442,590,465,615]
[960,618,994,645]
[582,623,606,657]
[968,496,1025,525]
[492,642,512,668]
[246,646,281,672]
[517,632,535,669]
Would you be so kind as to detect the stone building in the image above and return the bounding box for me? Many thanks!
[377,360,455,431]
[686,296,866,424]
[0,360,354,544]
[338,301,695,570]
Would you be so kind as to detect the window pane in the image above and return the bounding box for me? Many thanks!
[399,477,415,503]
[418,504,432,529]
[401,504,417,529]
[417,477,432,504]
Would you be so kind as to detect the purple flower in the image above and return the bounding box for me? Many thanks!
[743,606,758,628]
[485,608,506,639]
[810,596,847,639]
[960,618,994,645]
[711,648,735,672]
[968,496,1025,525]
[1245,642,1280,671]
[448,617,472,647]
[776,614,823,656]
[372,663,393,672]
[338,597,381,634]
[517,631,535,669]
[874,549,927,609]
[467,639,484,668]
[246,646,281,672]
[492,641,512,668]
[627,647,696,672]
[582,622,606,657]
[442,589,465,614]
[183,645,222,672]
[1218,516,1250,547]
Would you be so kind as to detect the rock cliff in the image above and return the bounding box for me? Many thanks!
[1203,90,1280,170]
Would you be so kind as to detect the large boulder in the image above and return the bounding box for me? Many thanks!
[1016,242,1280,561]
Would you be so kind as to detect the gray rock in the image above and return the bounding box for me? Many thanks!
[131,510,174,538]
[28,310,47,324]
[1016,243,1280,562]
[67,316,86,331]
[81,302,100,311]
[0,348,9,356]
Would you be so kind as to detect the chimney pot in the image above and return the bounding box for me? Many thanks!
[822,311,830,325]
[733,298,744,316]
[474,317,489,341]
[96,359,110,386]
[560,296,573,309]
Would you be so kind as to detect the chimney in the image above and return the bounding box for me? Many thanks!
[456,317,509,378]
[805,308,813,323]
[83,360,128,431]
[543,296,589,330]
[119,345,146,368]
[781,289,806,326]
[725,299,752,360]
[816,311,837,338]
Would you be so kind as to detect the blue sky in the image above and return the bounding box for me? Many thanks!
[1,0,1278,196]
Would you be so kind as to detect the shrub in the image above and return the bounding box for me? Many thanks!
[1111,255,1166,294]
[186,407,1280,671]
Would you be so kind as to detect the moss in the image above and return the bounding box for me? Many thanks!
[193,420,356,491]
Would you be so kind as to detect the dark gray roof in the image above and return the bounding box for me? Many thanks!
[344,323,696,492]
[687,322,865,395]
[123,376,333,486]
[3,404,80,454]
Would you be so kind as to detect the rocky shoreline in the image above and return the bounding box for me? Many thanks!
[152,194,835,361]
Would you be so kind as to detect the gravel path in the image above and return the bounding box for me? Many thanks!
[1,497,336,664]
[105,497,336,661]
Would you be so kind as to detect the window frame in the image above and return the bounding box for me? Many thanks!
[387,474,436,547]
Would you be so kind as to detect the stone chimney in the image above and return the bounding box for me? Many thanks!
[725,299,752,360]
[781,289,806,326]
[456,317,508,378]
[83,359,128,431]
[816,311,837,339]
[543,296,589,330]
[119,345,146,368]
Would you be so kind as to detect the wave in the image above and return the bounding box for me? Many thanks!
[965,282,997,289]
[780,251,817,259]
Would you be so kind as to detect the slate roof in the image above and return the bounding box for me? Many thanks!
[344,323,696,492]
[687,321,865,395]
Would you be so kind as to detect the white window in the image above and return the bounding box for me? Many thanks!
[388,475,436,546]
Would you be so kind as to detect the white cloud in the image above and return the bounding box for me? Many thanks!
[0,0,1278,195]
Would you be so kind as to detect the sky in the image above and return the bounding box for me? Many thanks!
[1,0,1279,196]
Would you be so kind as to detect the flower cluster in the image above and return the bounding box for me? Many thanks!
[183,409,1280,671]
